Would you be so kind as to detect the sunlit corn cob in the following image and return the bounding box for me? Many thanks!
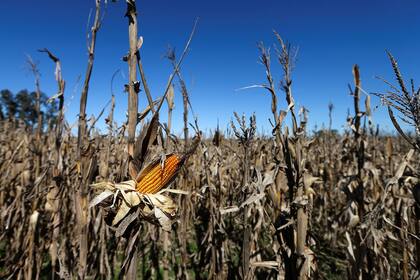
[136,154,181,194]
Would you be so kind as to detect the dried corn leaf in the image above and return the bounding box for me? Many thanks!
[220,206,240,215]
[241,193,265,208]
[116,208,140,237]
[112,201,131,226]
[303,173,320,189]
[145,194,176,216]
[250,261,279,269]
[154,207,172,231]
[89,190,114,208]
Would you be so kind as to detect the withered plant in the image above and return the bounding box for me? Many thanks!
[1,3,420,280]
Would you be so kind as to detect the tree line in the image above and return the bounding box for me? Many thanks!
[0,89,57,129]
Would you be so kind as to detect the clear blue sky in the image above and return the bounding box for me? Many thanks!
[1,0,419,135]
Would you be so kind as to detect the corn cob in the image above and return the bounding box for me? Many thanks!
[136,154,181,194]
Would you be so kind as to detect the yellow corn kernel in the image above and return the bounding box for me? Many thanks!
[136,154,181,194]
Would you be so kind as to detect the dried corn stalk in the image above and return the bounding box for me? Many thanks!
[90,116,200,233]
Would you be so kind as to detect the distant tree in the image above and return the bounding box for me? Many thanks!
[0,88,58,129]
[0,89,17,119]
[0,103,4,120]
[314,128,339,137]
[43,95,58,129]
[16,89,37,125]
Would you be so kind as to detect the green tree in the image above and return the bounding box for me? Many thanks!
[0,89,17,119]
[0,103,4,120]
[16,89,37,125]
[0,89,58,129]
[42,94,58,129]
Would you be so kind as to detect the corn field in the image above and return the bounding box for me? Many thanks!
[1,1,420,279]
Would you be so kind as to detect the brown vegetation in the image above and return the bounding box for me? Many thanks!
[0,1,419,279]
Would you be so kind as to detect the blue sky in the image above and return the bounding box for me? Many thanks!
[1,0,419,135]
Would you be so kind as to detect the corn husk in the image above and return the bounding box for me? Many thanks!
[90,179,180,232]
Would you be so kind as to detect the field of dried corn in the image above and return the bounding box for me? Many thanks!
[1,1,420,280]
